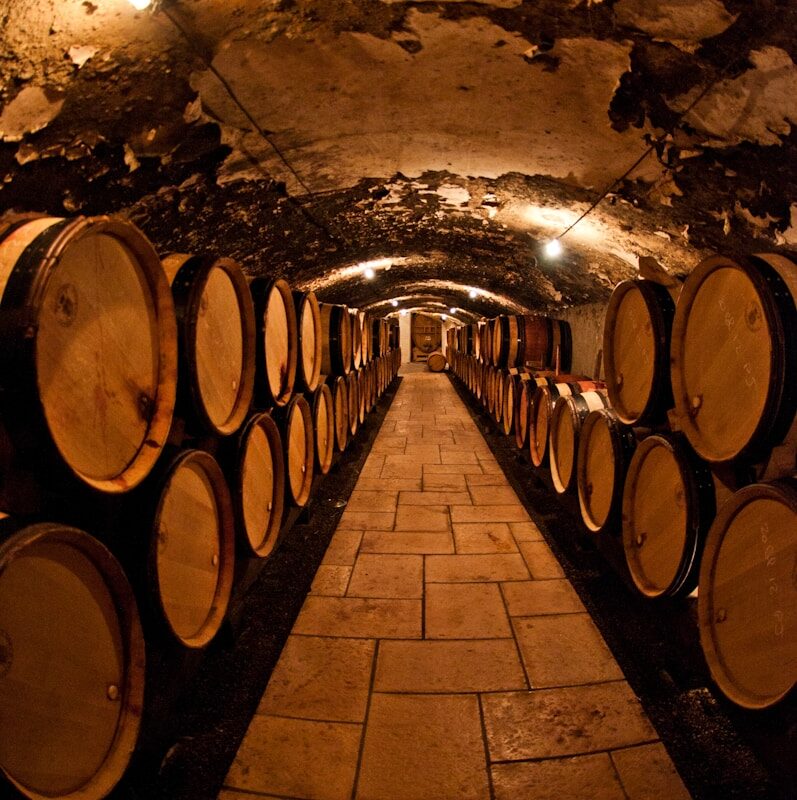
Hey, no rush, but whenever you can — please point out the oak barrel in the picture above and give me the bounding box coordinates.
[0,216,177,493]
[427,352,447,372]
[329,376,349,452]
[320,303,353,376]
[670,254,797,463]
[529,382,572,468]
[502,373,517,436]
[356,368,367,424]
[0,522,145,800]
[151,449,235,648]
[162,253,255,436]
[283,395,314,507]
[312,384,335,475]
[251,277,298,408]
[514,378,532,450]
[233,412,285,558]
[622,434,715,599]
[346,371,359,437]
[576,408,637,533]
[549,391,609,494]
[698,479,796,709]
[351,311,363,371]
[293,290,323,393]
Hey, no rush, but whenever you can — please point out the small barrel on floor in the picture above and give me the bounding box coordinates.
[427,352,447,372]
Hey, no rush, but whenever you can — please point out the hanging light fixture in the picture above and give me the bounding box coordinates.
[544,238,563,258]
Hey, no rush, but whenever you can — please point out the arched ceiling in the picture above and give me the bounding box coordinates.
[1,0,795,316]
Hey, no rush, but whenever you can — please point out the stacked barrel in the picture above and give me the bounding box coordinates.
[450,255,796,712]
[0,215,401,800]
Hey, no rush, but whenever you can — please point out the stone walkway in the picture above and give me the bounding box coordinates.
[220,370,691,800]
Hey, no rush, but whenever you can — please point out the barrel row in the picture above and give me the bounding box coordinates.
[447,315,573,373]
[0,215,399,500]
[449,300,795,714]
[0,214,403,800]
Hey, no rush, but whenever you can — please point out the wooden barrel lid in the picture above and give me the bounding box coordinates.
[163,254,255,436]
[259,278,298,407]
[346,371,359,437]
[604,280,672,425]
[237,412,285,558]
[515,381,530,449]
[503,375,515,435]
[550,392,607,493]
[698,480,796,709]
[529,386,552,467]
[0,523,144,799]
[427,352,446,372]
[330,376,348,452]
[356,369,367,424]
[0,216,177,493]
[670,255,793,462]
[622,434,709,599]
[577,408,636,533]
[312,384,335,475]
[153,450,234,648]
[285,395,314,507]
[295,291,322,393]
[351,312,363,370]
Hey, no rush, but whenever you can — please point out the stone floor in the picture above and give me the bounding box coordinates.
[219,369,692,800]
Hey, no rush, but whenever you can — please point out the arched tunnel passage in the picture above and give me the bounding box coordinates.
[0,1,795,799]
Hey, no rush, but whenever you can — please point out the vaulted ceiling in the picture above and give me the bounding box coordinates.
[1,0,795,319]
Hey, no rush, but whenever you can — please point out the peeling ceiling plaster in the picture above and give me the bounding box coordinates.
[615,0,737,46]
[194,10,659,192]
[0,86,65,142]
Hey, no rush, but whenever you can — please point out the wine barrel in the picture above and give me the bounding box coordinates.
[150,449,235,647]
[550,319,573,373]
[312,384,335,475]
[529,381,574,468]
[356,368,367,424]
[346,371,359,437]
[283,395,314,507]
[514,378,532,449]
[0,216,177,493]
[232,412,285,558]
[622,434,716,599]
[576,408,637,533]
[474,323,483,362]
[493,369,505,425]
[293,290,323,393]
[351,312,362,371]
[162,253,255,436]
[0,521,145,800]
[671,253,797,463]
[251,277,298,408]
[428,352,447,372]
[358,312,371,365]
[549,391,609,494]
[603,280,674,425]
[502,373,518,436]
[320,303,352,377]
[329,376,348,452]
[698,479,796,709]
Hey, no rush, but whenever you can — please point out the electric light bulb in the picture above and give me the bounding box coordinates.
[449,307,456,314]
[128,0,152,9]
[363,267,375,280]
[441,314,447,320]
[468,289,477,299]
[391,299,398,307]
[400,309,407,316]
[544,238,563,258]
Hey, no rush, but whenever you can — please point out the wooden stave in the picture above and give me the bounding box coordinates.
[549,391,610,494]
[576,408,638,534]
[603,279,675,426]
[328,375,349,452]
[163,253,256,437]
[670,254,797,464]
[281,395,315,507]
[311,384,335,475]
[346,371,359,437]
[251,277,298,408]
[292,290,323,393]
[232,411,286,559]
[698,478,797,709]
[320,304,352,377]
[149,449,236,649]
[0,520,145,800]
[0,216,178,495]
[622,433,716,600]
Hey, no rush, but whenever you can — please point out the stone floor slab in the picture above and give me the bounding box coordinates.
[451,505,530,523]
[311,565,352,596]
[425,582,513,638]
[346,490,398,513]
[611,742,692,800]
[426,553,529,582]
[337,511,395,531]
[294,596,423,639]
[423,472,468,491]
[394,504,451,531]
[356,693,490,800]
[360,531,455,554]
[322,531,363,566]
[482,682,658,760]
[257,635,375,722]
[347,553,424,598]
[399,490,471,506]
[453,522,518,553]
[518,540,566,578]
[501,579,585,616]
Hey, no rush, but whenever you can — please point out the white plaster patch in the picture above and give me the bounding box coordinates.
[194,12,656,192]
[0,86,65,142]
[776,203,797,246]
[670,47,797,147]
[435,183,471,206]
[68,45,98,68]
[614,0,736,43]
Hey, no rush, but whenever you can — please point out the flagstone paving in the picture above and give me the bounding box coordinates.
[220,370,691,800]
